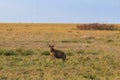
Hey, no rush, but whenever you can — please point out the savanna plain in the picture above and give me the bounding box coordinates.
[0,23,120,80]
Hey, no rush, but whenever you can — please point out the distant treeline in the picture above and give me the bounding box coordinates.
[77,23,120,30]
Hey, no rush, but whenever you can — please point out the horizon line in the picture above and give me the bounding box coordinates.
[0,22,120,24]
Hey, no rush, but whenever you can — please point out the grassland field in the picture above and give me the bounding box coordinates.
[0,23,120,80]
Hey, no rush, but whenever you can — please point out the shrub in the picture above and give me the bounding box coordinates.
[77,23,119,30]
[41,51,50,56]
[3,50,18,56]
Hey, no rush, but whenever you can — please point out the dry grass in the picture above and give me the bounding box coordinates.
[0,23,120,80]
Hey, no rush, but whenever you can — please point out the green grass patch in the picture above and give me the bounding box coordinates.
[66,51,74,56]
[61,40,81,43]
[77,49,100,55]
[0,49,6,55]
[15,48,23,53]
[83,74,100,80]
[0,49,18,56]
[3,50,18,56]
[77,49,85,54]
[0,49,34,56]
[41,51,50,56]
[21,49,33,56]
[86,50,99,55]
[61,40,71,43]
[106,39,114,43]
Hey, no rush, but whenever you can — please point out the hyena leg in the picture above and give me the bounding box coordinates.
[51,55,56,59]
[62,54,66,61]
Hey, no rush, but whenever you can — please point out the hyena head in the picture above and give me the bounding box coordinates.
[48,45,54,52]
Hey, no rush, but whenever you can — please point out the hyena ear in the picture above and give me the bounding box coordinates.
[47,44,51,47]
[52,45,54,48]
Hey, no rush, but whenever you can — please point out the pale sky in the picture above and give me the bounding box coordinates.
[0,0,120,23]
